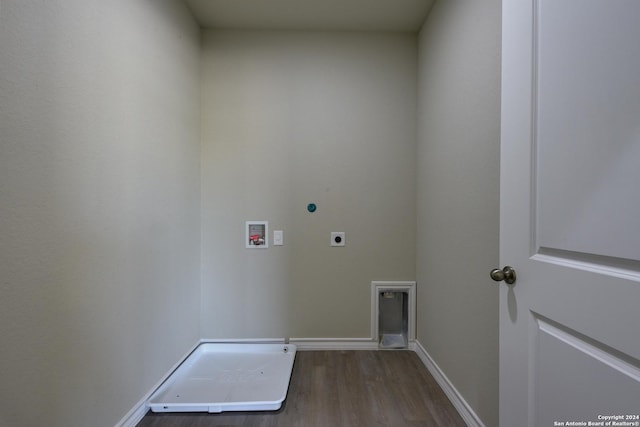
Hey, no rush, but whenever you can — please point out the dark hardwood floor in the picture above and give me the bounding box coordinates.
[137,350,467,427]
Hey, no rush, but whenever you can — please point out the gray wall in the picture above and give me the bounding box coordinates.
[200,30,417,339]
[416,1,501,426]
[0,1,201,426]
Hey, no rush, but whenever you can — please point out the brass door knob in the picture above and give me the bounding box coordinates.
[490,266,516,285]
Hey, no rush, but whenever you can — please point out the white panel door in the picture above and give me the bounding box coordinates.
[500,1,640,426]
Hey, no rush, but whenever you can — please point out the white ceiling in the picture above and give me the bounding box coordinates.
[185,0,434,32]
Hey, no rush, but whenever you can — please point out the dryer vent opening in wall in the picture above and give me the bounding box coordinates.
[371,281,416,350]
[379,291,409,348]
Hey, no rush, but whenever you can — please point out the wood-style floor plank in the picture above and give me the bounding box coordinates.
[137,350,467,427]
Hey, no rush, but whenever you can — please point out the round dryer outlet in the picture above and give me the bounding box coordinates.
[330,232,345,247]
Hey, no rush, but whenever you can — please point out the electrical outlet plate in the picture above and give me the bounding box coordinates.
[330,232,345,247]
[273,230,284,246]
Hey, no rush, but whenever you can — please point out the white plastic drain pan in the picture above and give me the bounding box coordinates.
[148,343,297,413]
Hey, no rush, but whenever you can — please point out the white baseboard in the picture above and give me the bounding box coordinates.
[115,401,148,427]
[289,337,379,350]
[413,340,485,427]
[199,337,286,344]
